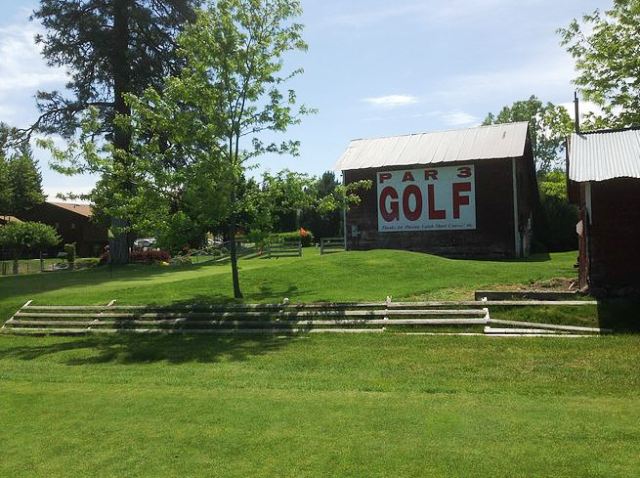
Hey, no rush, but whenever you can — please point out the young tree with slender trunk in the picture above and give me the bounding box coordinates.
[122,0,311,299]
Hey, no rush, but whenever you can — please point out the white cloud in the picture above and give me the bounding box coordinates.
[0,23,67,94]
[43,185,94,203]
[363,94,419,108]
[0,21,68,125]
[558,100,605,123]
[432,51,576,104]
[441,111,480,127]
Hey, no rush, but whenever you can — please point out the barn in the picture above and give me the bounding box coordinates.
[567,128,640,295]
[335,122,539,258]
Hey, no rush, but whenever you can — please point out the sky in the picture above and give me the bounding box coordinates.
[0,0,610,200]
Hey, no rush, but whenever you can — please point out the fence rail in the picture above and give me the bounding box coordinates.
[267,241,302,258]
[320,237,345,255]
[2,299,605,336]
[1,259,53,276]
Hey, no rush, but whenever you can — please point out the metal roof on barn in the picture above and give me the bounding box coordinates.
[568,129,640,182]
[335,122,529,171]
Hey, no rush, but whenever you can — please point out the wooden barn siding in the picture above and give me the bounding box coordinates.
[515,144,540,255]
[344,158,521,258]
[587,178,640,290]
[18,204,108,257]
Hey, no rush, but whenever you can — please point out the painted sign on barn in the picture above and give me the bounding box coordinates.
[377,165,476,232]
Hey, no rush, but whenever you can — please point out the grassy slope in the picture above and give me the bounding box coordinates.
[0,249,579,321]
[1,334,639,477]
[1,250,638,476]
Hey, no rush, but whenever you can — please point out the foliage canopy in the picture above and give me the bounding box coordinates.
[559,0,640,128]
[483,96,573,173]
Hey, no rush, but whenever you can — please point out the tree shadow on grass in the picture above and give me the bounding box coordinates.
[597,299,640,333]
[0,286,310,366]
[0,333,299,366]
[0,261,230,300]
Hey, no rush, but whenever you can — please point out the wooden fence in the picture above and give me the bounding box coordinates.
[267,241,302,258]
[320,237,345,255]
[1,299,604,336]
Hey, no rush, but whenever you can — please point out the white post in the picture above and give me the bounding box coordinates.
[342,171,347,251]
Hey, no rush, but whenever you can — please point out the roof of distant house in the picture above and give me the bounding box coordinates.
[569,128,640,182]
[334,122,530,171]
[50,202,93,217]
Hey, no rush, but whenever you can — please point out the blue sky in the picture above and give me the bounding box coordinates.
[0,0,609,199]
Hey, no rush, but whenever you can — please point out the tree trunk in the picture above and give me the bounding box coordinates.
[228,218,243,299]
[109,0,133,265]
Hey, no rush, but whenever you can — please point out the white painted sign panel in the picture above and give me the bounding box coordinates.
[376,165,476,232]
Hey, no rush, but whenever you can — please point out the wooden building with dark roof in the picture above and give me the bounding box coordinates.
[567,128,640,295]
[17,202,108,257]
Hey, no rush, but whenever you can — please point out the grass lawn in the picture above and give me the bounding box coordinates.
[1,249,638,476]
[0,248,580,321]
[1,334,639,477]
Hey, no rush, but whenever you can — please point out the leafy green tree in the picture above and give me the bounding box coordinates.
[300,171,340,238]
[121,0,311,298]
[559,1,640,128]
[317,180,372,217]
[537,171,578,252]
[0,221,60,274]
[260,170,315,232]
[483,96,574,173]
[31,0,199,263]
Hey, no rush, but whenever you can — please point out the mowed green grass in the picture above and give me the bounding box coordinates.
[1,249,638,476]
[1,334,639,477]
[0,248,579,321]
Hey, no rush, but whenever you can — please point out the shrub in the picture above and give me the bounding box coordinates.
[537,171,579,252]
[269,229,314,247]
[64,243,76,264]
[0,221,61,274]
[130,250,171,264]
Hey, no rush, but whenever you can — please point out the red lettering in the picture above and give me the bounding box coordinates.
[379,173,393,184]
[402,185,423,221]
[379,187,399,222]
[427,184,446,220]
[424,169,439,180]
[452,182,471,219]
[402,171,415,182]
[457,167,472,178]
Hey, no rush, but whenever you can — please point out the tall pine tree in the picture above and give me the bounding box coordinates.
[29,0,198,263]
[8,146,45,215]
[0,127,13,216]
[1,124,44,216]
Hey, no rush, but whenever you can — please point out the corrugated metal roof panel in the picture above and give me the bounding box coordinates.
[569,129,640,182]
[335,122,529,171]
